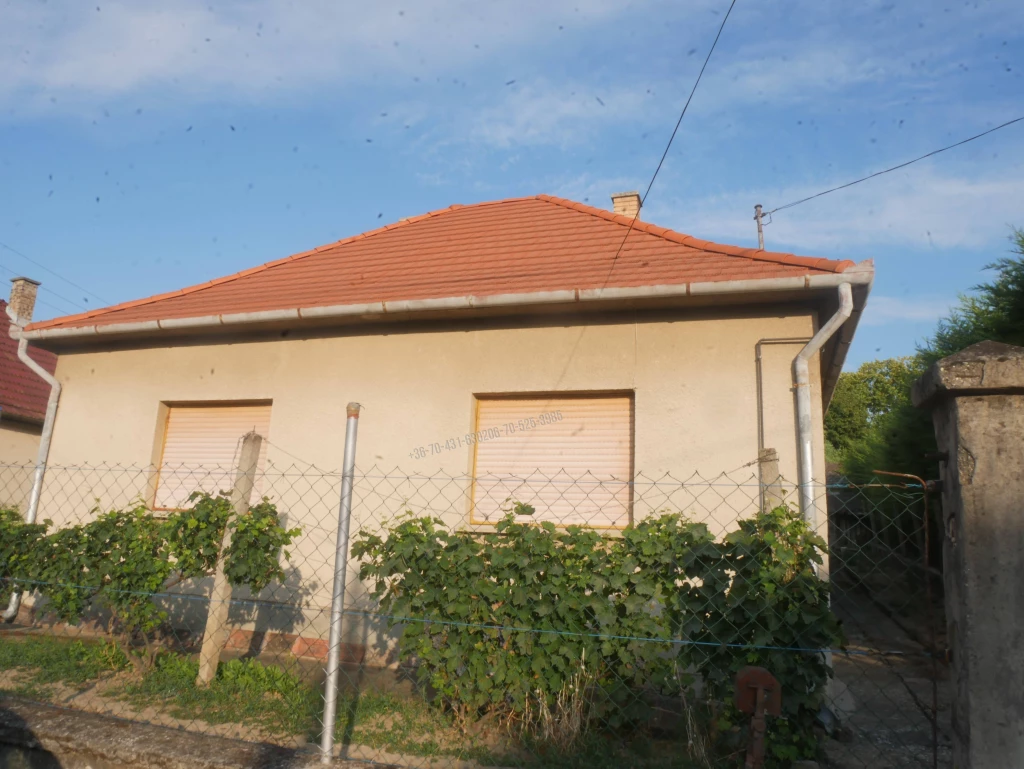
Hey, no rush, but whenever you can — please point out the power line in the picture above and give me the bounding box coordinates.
[0,239,109,306]
[0,260,88,313]
[766,115,1024,216]
[609,0,739,266]
[34,297,78,317]
[549,0,739,394]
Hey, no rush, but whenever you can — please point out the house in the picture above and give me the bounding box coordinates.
[0,281,57,468]
[14,192,871,656]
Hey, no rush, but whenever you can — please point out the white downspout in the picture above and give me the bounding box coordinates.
[793,282,853,526]
[3,307,61,621]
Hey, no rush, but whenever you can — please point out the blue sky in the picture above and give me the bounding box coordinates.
[1,0,1021,368]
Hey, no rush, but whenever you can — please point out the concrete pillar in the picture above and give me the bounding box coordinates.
[911,341,1024,769]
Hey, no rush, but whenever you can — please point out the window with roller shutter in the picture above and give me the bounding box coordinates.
[154,402,272,510]
[470,393,633,528]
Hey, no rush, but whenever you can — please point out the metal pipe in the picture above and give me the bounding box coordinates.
[20,266,874,343]
[793,283,853,525]
[320,402,362,764]
[755,338,810,453]
[3,307,62,621]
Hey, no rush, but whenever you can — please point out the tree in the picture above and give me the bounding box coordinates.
[925,228,1024,361]
[837,229,1024,481]
[824,357,915,461]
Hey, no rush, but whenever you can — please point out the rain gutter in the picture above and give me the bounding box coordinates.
[20,266,874,344]
[3,306,61,622]
[793,283,854,525]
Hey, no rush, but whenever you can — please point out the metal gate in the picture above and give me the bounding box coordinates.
[824,472,949,769]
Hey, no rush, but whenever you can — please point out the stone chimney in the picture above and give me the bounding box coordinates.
[610,191,641,220]
[8,277,40,323]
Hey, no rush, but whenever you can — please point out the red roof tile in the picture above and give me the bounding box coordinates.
[28,195,855,333]
[0,300,58,423]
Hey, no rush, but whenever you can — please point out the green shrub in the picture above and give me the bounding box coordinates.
[353,514,669,726]
[699,507,841,766]
[353,506,842,765]
[0,494,300,670]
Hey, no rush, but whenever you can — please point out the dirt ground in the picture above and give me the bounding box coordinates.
[824,591,952,769]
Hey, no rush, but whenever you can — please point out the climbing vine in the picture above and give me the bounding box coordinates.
[352,505,842,765]
[0,493,300,671]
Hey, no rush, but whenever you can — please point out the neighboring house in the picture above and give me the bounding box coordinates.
[0,287,57,467]
[16,193,872,654]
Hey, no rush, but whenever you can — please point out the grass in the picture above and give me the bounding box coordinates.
[0,634,700,768]
[0,633,126,686]
[335,690,495,762]
[123,654,321,737]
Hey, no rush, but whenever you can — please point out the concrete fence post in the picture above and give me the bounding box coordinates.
[757,447,786,511]
[911,341,1024,769]
[196,431,262,686]
[320,403,362,764]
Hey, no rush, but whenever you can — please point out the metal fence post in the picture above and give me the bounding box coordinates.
[320,403,362,764]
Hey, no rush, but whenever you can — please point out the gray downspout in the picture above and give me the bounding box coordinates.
[3,307,61,622]
[793,283,853,526]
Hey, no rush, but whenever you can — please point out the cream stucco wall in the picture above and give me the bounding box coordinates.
[0,420,40,464]
[0,420,40,512]
[35,308,829,653]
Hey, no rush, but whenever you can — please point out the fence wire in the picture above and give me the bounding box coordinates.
[0,459,948,768]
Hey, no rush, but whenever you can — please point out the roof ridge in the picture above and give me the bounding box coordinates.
[31,197,542,332]
[535,194,853,274]
[27,194,853,333]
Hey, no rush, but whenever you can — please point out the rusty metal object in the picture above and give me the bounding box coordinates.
[735,666,781,769]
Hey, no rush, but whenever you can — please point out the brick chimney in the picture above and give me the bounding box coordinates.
[610,191,641,220]
[8,277,40,323]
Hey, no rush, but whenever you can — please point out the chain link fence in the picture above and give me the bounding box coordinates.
[0,450,947,768]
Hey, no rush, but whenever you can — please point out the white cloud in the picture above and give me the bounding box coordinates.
[0,0,633,114]
[450,40,895,152]
[694,44,890,114]
[468,82,651,149]
[860,295,957,326]
[648,162,1024,253]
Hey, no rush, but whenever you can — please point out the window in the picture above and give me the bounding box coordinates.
[470,393,633,528]
[154,402,272,510]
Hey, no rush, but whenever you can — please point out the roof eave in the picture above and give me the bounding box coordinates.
[820,262,874,409]
[0,407,45,427]
[19,264,874,353]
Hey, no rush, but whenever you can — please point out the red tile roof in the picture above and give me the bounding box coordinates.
[28,195,855,333]
[0,300,58,423]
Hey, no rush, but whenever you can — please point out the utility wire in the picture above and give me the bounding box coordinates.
[0,239,109,306]
[549,0,738,393]
[34,298,77,317]
[608,0,739,267]
[766,115,1024,216]
[0,260,89,313]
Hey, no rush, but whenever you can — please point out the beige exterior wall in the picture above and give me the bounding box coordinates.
[35,308,828,655]
[0,420,40,464]
[0,421,40,512]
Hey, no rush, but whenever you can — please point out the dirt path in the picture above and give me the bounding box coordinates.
[825,591,952,769]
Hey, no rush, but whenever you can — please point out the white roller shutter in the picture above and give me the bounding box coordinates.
[471,394,633,527]
[155,403,272,510]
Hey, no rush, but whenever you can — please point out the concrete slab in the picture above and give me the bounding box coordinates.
[0,696,384,769]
